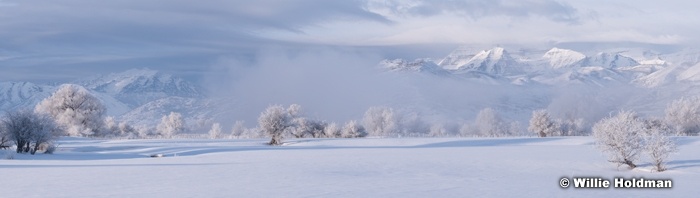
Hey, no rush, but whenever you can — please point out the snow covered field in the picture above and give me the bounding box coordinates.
[1,137,698,197]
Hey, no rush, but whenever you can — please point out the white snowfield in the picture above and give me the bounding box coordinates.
[1,137,698,197]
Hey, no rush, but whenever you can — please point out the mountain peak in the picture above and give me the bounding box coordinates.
[584,52,639,68]
[452,47,521,75]
[542,47,586,69]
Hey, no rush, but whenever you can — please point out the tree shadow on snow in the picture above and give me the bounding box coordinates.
[667,159,700,170]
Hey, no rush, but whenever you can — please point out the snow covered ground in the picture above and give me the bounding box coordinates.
[1,137,698,197]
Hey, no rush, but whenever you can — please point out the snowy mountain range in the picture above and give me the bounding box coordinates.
[381,46,700,88]
[0,68,215,130]
[4,46,700,131]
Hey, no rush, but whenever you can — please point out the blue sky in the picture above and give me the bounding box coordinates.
[0,0,697,81]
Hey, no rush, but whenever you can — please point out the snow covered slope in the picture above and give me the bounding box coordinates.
[583,52,639,68]
[79,68,203,108]
[380,59,450,76]
[0,69,206,128]
[450,47,524,75]
[0,82,52,110]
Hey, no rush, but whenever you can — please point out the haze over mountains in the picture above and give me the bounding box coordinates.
[3,45,700,131]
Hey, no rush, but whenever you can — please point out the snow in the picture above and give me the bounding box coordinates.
[542,47,586,69]
[451,47,522,75]
[584,52,639,68]
[0,82,52,110]
[437,46,482,70]
[380,59,450,76]
[0,137,697,197]
[676,62,700,82]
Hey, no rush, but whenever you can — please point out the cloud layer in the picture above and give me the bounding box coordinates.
[1,0,699,81]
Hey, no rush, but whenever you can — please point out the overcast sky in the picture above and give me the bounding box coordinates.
[1,0,698,81]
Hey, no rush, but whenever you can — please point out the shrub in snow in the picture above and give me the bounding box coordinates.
[35,84,106,137]
[592,110,645,169]
[475,108,509,137]
[528,109,560,137]
[258,105,291,145]
[231,121,246,138]
[1,110,60,154]
[209,123,222,139]
[156,112,186,138]
[44,144,58,154]
[665,97,700,135]
[642,119,677,172]
[341,120,367,138]
[363,106,399,137]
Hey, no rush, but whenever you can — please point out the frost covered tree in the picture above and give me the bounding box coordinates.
[258,105,291,145]
[287,104,302,118]
[103,116,119,136]
[341,120,367,138]
[665,97,700,135]
[118,122,137,138]
[2,110,60,154]
[429,123,448,137]
[592,111,645,169]
[209,123,222,139]
[559,118,586,136]
[289,117,311,138]
[528,109,560,137]
[475,108,508,137]
[459,123,473,137]
[230,121,246,138]
[135,125,153,138]
[324,122,341,138]
[642,119,677,172]
[156,112,185,138]
[363,106,399,137]
[35,84,106,137]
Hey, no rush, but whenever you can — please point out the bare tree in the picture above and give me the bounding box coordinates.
[258,105,291,145]
[592,110,645,169]
[0,123,10,149]
[2,110,60,154]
